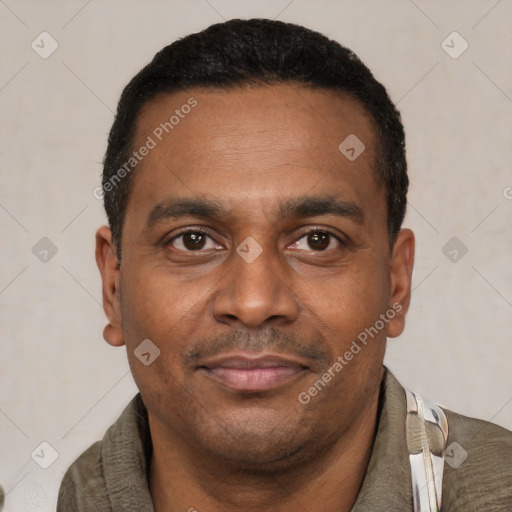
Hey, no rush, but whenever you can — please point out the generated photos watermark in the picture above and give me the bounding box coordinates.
[93,97,198,200]
[298,302,402,404]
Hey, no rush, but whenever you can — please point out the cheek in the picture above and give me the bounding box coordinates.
[304,254,391,363]
[118,269,211,434]
[120,265,202,340]
[118,268,200,390]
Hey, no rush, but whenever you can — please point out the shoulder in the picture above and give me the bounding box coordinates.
[441,407,512,510]
[57,440,111,512]
[384,369,512,509]
[57,394,148,512]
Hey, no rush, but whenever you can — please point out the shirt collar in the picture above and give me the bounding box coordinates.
[351,368,413,511]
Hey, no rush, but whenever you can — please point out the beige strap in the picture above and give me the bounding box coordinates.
[405,389,449,512]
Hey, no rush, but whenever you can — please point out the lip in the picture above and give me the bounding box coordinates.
[197,352,309,393]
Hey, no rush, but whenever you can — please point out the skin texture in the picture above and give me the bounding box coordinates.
[96,84,415,512]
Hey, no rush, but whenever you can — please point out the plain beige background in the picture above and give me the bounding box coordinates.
[1,1,511,510]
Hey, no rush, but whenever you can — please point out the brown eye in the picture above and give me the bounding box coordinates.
[168,230,223,252]
[182,232,206,250]
[307,232,330,250]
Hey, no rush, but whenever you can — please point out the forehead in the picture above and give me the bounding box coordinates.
[125,84,383,227]
[137,84,376,165]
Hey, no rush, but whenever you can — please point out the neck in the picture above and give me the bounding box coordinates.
[149,391,380,512]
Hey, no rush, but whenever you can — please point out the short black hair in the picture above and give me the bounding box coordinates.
[102,18,408,261]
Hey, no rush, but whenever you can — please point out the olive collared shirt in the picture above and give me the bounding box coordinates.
[58,369,512,511]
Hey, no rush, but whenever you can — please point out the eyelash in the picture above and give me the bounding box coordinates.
[165,226,345,251]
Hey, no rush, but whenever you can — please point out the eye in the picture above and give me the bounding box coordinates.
[289,230,343,252]
[168,229,223,252]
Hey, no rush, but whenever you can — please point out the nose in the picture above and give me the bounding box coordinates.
[212,243,299,329]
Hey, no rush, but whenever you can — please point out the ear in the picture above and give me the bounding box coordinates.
[387,228,415,338]
[95,226,125,347]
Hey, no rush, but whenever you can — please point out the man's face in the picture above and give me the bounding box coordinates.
[97,84,413,468]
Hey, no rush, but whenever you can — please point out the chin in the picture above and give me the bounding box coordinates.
[189,409,327,472]
[202,436,309,472]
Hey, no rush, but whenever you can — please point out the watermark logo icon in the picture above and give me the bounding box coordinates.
[134,339,161,366]
[31,441,59,469]
[32,237,58,263]
[236,236,263,263]
[338,134,366,161]
[31,32,59,59]
[441,31,469,59]
[444,441,468,469]
[442,236,468,263]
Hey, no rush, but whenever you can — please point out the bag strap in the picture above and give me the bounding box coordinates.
[405,389,449,512]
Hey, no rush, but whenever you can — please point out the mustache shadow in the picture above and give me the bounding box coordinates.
[182,326,332,368]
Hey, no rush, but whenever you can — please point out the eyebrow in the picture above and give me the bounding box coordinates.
[278,195,364,224]
[146,198,225,228]
[145,194,364,229]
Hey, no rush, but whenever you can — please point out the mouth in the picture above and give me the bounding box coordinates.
[197,352,309,393]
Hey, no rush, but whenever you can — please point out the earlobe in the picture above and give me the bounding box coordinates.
[387,229,415,338]
[95,226,125,347]
[103,322,124,347]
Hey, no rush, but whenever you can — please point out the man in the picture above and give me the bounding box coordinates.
[58,18,512,511]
